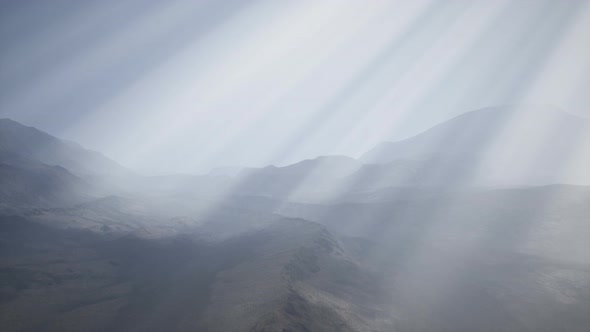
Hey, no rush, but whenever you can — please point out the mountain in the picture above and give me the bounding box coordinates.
[3,182,590,331]
[223,105,590,200]
[2,114,590,331]
[0,210,391,331]
[0,119,233,201]
[0,161,90,210]
[233,155,363,201]
[0,118,130,178]
[208,166,243,177]
[0,118,131,208]
[269,185,590,262]
[360,105,590,186]
[227,184,590,331]
[238,155,362,181]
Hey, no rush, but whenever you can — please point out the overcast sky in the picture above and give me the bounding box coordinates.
[1,0,589,173]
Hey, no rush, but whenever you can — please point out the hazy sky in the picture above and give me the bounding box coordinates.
[1,0,589,173]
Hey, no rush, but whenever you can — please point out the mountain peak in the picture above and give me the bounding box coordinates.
[0,118,130,178]
[0,118,22,124]
[360,105,590,186]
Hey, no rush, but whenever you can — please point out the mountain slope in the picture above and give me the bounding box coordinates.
[0,118,129,178]
[360,105,590,186]
[0,161,90,210]
[225,105,590,198]
[0,212,391,332]
[233,156,363,200]
[232,185,590,331]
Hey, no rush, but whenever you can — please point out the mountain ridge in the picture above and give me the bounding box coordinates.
[360,105,590,186]
[0,118,131,178]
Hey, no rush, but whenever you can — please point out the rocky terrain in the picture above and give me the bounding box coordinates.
[1,107,590,331]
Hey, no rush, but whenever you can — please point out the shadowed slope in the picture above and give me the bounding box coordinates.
[0,118,130,178]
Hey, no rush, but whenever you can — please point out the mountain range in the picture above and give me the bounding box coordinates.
[1,106,590,331]
[226,106,590,202]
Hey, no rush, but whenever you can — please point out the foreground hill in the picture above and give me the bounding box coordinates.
[225,185,590,331]
[264,185,590,263]
[0,212,390,331]
[3,184,590,331]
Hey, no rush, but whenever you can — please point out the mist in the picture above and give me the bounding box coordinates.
[1,1,590,331]
[1,0,589,173]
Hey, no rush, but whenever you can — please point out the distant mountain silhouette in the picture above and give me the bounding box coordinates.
[0,118,134,208]
[233,156,363,200]
[238,155,361,180]
[208,166,244,177]
[4,104,588,206]
[360,105,590,186]
[0,118,130,178]
[221,106,590,200]
[0,160,90,209]
[0,119,234,201]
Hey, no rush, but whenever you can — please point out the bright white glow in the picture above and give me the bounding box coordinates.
[0,0,588,173]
